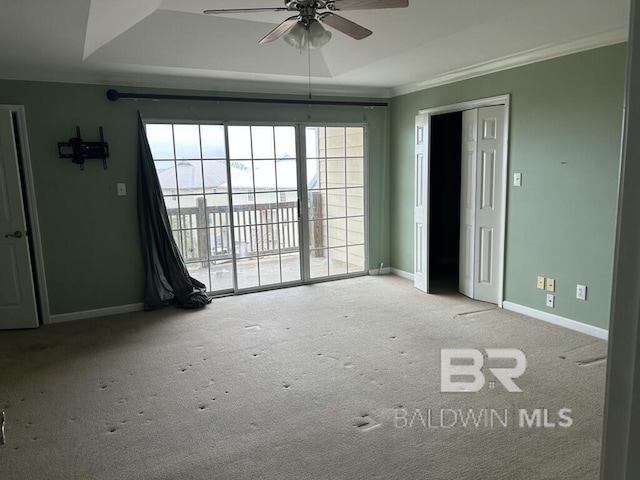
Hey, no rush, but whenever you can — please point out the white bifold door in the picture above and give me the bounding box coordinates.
[0,108,38,329]
[459,106,505,304]
[415,104,506,304]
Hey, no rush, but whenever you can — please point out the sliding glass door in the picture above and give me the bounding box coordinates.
[145,122,366,296]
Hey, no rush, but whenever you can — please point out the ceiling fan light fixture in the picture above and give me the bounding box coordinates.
[308,19,331,49]
[283,19,331,50]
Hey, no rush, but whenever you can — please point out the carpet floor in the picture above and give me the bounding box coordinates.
[0,276,607,479]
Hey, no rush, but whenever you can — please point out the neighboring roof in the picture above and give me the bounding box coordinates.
[157,158,298,192]
[157,161,227,191]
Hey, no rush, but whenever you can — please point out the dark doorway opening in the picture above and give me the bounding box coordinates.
[429,111,462,293]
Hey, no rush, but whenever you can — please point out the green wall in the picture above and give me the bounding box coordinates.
[0,81,390,315]
[390,44,627,329]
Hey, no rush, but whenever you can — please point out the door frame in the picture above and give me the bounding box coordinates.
[1,105,50,324]
[415,94,510,306]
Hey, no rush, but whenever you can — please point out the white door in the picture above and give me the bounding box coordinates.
[0,108,38,329]
[414,114,429,292]
[473,105,505,304]
[459,109,478,297]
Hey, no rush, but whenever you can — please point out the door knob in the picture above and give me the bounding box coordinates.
[4,231,22,239]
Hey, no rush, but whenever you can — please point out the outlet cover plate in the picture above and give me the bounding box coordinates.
[546,294,555,308]
[576,285,587,301]
[546,278,555,292]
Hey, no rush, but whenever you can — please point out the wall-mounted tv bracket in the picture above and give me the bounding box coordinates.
[58,126,109,170]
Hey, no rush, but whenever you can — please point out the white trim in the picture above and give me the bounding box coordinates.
[49,303,145,324]
[391,268,414,281]
[393,29,628,97]
[1,105,51,325]
[416,95,509,305]
[369,267,391,275]
[503,301,608,340]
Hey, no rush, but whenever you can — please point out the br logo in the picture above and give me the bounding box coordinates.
[440,349,527,393]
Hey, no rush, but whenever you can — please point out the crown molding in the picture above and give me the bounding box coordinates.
[391,29,628,97]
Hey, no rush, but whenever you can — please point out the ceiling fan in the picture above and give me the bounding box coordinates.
[203,0,409,50]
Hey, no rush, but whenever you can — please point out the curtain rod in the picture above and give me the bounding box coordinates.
[106,89,388,108]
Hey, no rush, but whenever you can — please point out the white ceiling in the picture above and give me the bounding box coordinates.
[0,0,630,97]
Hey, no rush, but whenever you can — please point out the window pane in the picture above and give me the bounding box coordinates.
[328,248,348,275]
[347,217,364,245]
[328,218,347,248]
[275,126,296,159]
[326,158,346,188]
[258,255,281,286]
[348,245,366,273]
[346,157,364,187]
[206,194,230,227]
[281,252,301,283]
[201,125,226,159]
[277,158,298,191]
[177,161,204,194]
[237,257,259,289]
[230,161,253,192]
[251,126,275,159]
[309,219,327,249]
[347,188,364,217]
[277,198,297,222]
[310,249,328,278]
[146,124,174,159]
[229,126,252,159]
[278,221,299,250]
[306,127,321,159]
[325,127,346,157]
[326,189,346,219]
[307,157,323,189]
[203,160,228,192]
[308,190,325,220]
[254,160,277,191]
[156,161,177,193]
[210,227,231,257]
[210,259,233,292]
[174,124,201,160]
[346,127,364,157]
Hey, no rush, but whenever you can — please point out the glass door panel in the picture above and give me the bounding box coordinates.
[305,126,366,280]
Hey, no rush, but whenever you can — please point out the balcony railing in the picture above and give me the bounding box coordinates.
[167,200,301,263]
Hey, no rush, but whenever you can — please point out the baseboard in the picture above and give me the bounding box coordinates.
[391,268,414,281]
[48,303,145,324]
[502,301,608,340]
[369,267,391,275]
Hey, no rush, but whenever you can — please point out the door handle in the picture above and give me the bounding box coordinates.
[4,231,22,239]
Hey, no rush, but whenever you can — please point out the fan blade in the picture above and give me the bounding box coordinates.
[327,0,408,10]
[204,7,290,14]
[318,12,372,40]
[258,16,300,44]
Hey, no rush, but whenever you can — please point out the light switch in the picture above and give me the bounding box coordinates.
[576,285,587,301]
[514,173,522,187]
[117,183,126,196]
[537,276,545,289]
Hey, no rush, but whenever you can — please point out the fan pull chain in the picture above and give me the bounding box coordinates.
[307,45,312,100]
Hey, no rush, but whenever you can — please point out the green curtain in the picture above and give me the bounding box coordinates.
[137,113,211,310]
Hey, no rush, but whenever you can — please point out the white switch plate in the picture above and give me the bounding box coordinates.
[117,183,126,196]
[514,173,522,187]
[546,294,555,308]
[576,284,587,301]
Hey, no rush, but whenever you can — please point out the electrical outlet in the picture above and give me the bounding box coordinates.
[576,284,587,301]
[546,294,555,308]
[546,278,555,292]
[537,276,545,289]
[117,183,127,196]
